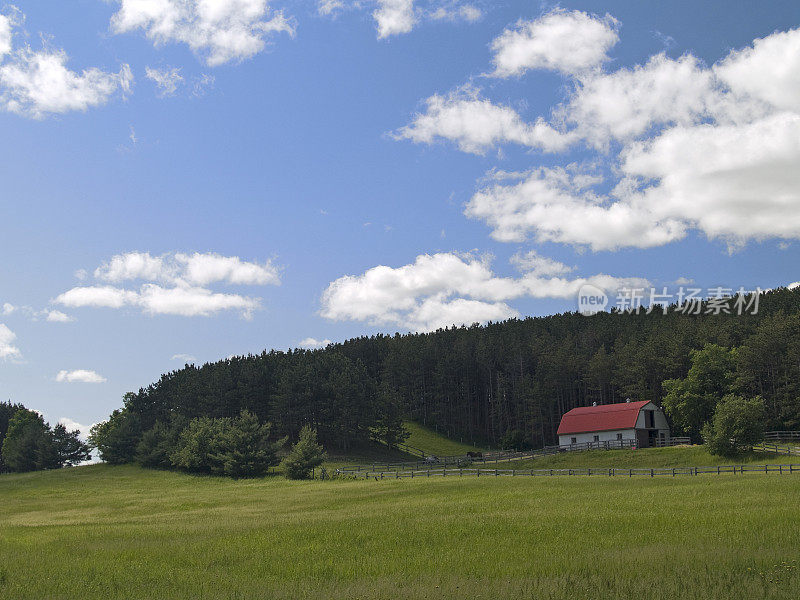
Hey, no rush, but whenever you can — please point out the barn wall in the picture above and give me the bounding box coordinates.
[558,429,636,446]
[635,402,671,434]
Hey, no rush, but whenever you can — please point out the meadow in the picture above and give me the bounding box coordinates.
[1,463,799,600]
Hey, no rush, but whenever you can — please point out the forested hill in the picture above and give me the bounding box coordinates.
[114,287,800,452]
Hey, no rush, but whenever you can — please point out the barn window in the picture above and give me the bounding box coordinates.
[645,410,655,428]
[616,433,623,440]
[571,437,577,444]
[593,435,599,442]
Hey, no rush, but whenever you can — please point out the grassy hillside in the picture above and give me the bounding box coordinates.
[489,445,800,470]
[403,421,485,456]
[2,465,800,599]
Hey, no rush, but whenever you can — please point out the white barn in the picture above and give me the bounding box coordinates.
[557,400,671,448]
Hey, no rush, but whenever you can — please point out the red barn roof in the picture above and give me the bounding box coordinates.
[557,401,651,435]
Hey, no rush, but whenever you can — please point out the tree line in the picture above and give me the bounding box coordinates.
[0,402,90,473]
[75,286,800,471]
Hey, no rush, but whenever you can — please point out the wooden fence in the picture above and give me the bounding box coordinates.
[753,442,800,456]
[337,463,800,480]
[764,431,800,442]
[340,437,694,473]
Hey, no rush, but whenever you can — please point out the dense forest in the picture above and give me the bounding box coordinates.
[88,287,800,466]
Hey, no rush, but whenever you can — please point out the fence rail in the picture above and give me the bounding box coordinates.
[764,431,800,442]
[337,463,800,480]
[339,437,694,473]
[753,442,800,456]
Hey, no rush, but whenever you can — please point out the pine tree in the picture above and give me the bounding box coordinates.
[281,425,326,480]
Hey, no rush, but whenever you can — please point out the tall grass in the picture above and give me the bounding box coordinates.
[403,421,485,456]
[1,464,799,599]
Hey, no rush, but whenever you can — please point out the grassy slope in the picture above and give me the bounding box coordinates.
[2,464,800,599]
[483,445,800,470]
[403,421,485,456]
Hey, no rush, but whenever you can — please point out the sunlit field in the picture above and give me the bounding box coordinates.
[2,464,799,599]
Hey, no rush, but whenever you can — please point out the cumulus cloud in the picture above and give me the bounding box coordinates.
[0,323,21,360]
[489,9,619,78]
[2,302,14,315]
[56,251,278,319]
[110,0,295,66]
[321,252,646,331]
[374,0,416,38]
[56,284,261,318]
[145,66,183,96]
[401,17,800,251]
[298,337,332,349]
[93,251,280,286]
[465,166,685,250]
[56,369,107,383]
[0,10,132,119]
[395,87,574,154]
[172,353,197,362]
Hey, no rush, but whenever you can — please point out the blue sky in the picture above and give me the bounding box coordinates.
[1,0,799,435]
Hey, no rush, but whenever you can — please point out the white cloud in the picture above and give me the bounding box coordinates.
[560,54,716,149]
[110,0,295,67]
[489,9,619,78]
[57,251,276,319]
[57,417,93,441]
[55,286,138,309]
[172,353,197,362]
[788,282,800,290]
[56,369,107,383]
[317,0,345,16]
[0,12,14,58]
[145,66,183,96]
[404,21,800,251]
[374,0,416,39]
[321,252,646,331]
[55,284,260,318]
[394,87,574,154]
[0,323,21,360]
[0,11,131,119]
[510,250,573,277]
[95,252,169,283]
[45,310,74,323]
[137,284,260,318]
[2,302,14,315]
[465,167,685,250]
[429,4,482,23]
[177,252,280,286]
[0,49,132,119]
[94,251,280,286]
[298,337,332,349]
[714,27,800,113]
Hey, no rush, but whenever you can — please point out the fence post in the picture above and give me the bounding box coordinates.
[650,469,654,478]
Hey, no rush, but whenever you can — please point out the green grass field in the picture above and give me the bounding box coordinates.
[482,445,800,471]
[403,421,485,456]
[2,463,799,599]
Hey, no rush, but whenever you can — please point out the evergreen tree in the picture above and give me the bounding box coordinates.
[281,425,326,480]
[1,410,52,472]
[212,410,285,478]
[50,424,91,467]
[371,382,409,449]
